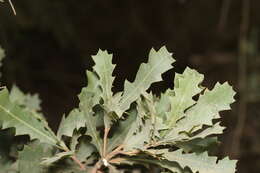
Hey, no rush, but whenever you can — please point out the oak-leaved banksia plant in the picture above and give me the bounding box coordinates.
[0,46,237,173]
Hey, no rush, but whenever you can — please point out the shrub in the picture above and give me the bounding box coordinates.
[0,46,237,173]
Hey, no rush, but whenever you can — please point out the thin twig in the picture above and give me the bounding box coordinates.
[218,0,232,31]
[62,145,86,170]
[102,127,110,157]
[91,160,102,173]
[8,0,16,15]
[71,155,86,170]
[231,0,250,158]
[105,144,124,161]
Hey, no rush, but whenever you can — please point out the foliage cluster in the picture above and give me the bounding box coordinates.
[0,46,237,173]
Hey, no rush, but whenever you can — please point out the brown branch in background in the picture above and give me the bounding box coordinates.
[231,0,250,158]
[218,0,232,31]
[8,0,16,15]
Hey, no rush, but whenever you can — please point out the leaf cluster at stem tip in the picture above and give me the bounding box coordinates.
[0,46,237,173]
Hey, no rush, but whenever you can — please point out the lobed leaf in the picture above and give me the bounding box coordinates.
[117,46,175,117]
[0,88,59,146]
[18,143,53,173]
[57,109,86,139]
[92,50,117,114]
[163,149,237,173]
[162,82,235,142]
[165,67,204,128]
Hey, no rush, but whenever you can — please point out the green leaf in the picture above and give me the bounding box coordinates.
[84,110,103,154]
[10,85,42,112]
[166,67,204,128]
[92,50,116,113]
[176,137,220,153]
[123,118,152,151]
[41,151,74,166]
[117,46,175,117]
[125,157,185,173]
[163,149,237,173]
[18,143,53,173]
[107,110,137,153]
[57,109,86,139]
[78,71,101,112]
[75,137,95,162]
[163,82,235,142]
[0,88,59,146]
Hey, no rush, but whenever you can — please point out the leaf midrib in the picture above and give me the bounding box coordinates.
[0,104,57,144]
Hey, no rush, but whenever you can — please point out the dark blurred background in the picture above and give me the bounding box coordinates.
[0,0,260,172]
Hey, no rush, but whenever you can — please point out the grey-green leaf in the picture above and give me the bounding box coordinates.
[0,88,59,146]
[117,46,175,117]
[92,50,116,113]
[57,109,86,139]
[18,143,53,173]
[163,149,237,173]
[166,67,204,128]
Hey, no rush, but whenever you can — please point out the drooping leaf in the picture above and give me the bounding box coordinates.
[163,149,237,173]
[0,88,59,146]
[117,46,175,117]
[166,67,204,128]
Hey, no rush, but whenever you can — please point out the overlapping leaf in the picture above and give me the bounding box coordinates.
[163,149,237,173]
[18,143,53,173]
[162,82,235,143]
[92,50,116,113]
[57,109,86,139]
[116,46,175,117]
[0,88,59,146]
[165,67,204,128]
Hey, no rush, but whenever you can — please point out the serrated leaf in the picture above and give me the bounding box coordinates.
[63,70,103,154]
[78,71,101,111]
[10,85,42,112]
[176,137,220,153]
[163,122,225,144]
[163,82,235,142]
[41,151,74,166]
[0,88,59,146]
[125,157,185,173]
[163,149,237,173]
[92,50,116,113]
[166,67,204,128]
[75,137,95,162]
[107,110,137,153]
[18,143,53,173]
[57,109,86,139]
[123,118,152,151]
[117,46,175,117]
[85,111,103,154]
